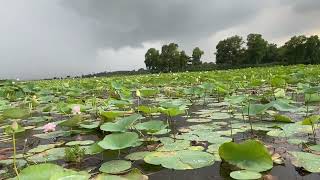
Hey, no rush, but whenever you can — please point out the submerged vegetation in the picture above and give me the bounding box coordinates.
[1,65,320,179]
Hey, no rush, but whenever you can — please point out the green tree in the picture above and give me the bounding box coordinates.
[192,47,204,65]
[144,48,160,71]
[262,43,280,63]
[245,34,268,64]
[160,43,180,72]
[282,35,307,64]
[215,35,245,65]
[179,51,189,71]
[305,35,320,64]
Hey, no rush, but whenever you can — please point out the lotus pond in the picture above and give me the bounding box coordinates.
[1,65,320,180]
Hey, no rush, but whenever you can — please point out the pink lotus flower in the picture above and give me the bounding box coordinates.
[72,105,81,115]
[43,123,56,133]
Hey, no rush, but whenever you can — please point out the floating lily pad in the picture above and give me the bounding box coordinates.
[79,121,100,129]
[66,140,94,146]
[33,130,71,139]
[95,168,147,180]
[2,108,30,119]
[28,142,64,153]
[157,139,190,152]
[230,170,262,180]
[186,118,212,123]
[100,114,142,132]
[135,120,167,133]
[219,140,273,172]
[274,114,293,123]
[11,163,90,180]
[99,160,132,174]
[289,151,320,173]
[98,132,141,150]
[309,144,320,152]
[27,148,65,163]
[144,150,215,170]
[125,151,152,161]
[211,112,230,119]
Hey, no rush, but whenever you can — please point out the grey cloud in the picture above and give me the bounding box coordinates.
[0,0,319,80]
[61,0,272,48]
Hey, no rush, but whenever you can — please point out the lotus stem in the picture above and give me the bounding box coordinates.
[12,133,20,180]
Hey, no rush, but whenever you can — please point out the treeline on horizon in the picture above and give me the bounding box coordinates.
[144,34,320,72]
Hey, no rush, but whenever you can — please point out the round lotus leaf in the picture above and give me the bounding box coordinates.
[230,170,262,180]
[219,140,273,172]
[13,163,64,180]
[98,132,141,150]
[309,144,320,152]
[186,118,212,123]
[273,114,293,123]
[134,120,167,133]
[289,151,320,173]
[28,142,64,153]
[99,160,132,174]
[157,139,190,152]
[79,121,100,129]
[211,112,230,119]
[12,163,90,180]
[27,148,65,163]
[66,140,94,146]
[125,151,152,161]
[95,168,147,180]
[287,138,308,145]
[2,108,30,119]
[144,150,215,170]
[100,114,142,132]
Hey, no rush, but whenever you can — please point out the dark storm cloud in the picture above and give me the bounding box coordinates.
[291,0,320,14]
[0,0,319,80]
[61,0,268,48]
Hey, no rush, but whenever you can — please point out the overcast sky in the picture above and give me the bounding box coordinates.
[0,0,319,80]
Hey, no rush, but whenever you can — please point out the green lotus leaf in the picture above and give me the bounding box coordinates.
[242,104,271,116]
[100,111,125,121]
[274,114,293,123]
[83,142,105,155]
[211,112,230,119]
[125,151,152,161]
[219,140,273,172]
[301,115,320,125]
[270,99,298,112]
[157,139,190,152]
[309,144,320,152]
[59,115,83,127]
[134,120,167,133]
[66,140,94,146]
[11,163,64,180]
[159,107,185,117]
[138,88,159,97]
[98,132,141,150]
[27,148,65,163]
[95,168,147,180]
[225,95,246,105]
[33,130,71,139]
[79,121,100,129]
[11,163,90,180]
[230,170,262,180]
[137,105,159,115]
[305,93,320,103]
[144,150,215,170]
[289,151,320,173]
[287,138,308,145]
[99,160,131,174]
[2,108,30,119]
[100,114,142,132]
[28,142,64,153]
